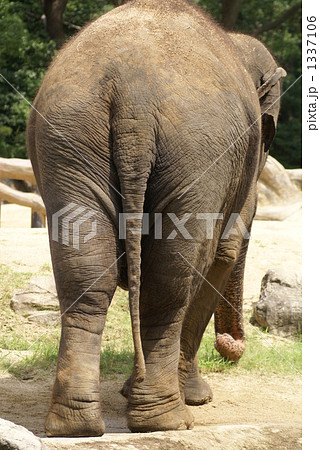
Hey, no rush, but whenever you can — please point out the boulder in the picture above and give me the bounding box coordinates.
[10,276,59,320]
[29,276,56,294]
[256,156,301,221]
[0,349,33,365]
[286,168,302,190]
[0,418,48,450]
[41,424,302,450]
[252,269,302,337]
[27,311,60,326]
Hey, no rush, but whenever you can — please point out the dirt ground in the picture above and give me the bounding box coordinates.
[0,372,301,448]
[0,204,302,448]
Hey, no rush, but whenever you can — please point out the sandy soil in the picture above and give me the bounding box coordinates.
[0,204,302,448]
[0,205,51,272]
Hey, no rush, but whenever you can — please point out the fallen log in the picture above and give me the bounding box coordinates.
[0,182,45,215]
[0,157,36,184]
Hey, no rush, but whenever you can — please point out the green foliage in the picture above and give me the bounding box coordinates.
[0,0,56,158]
[238,0,302,168]
[63,0,116,30]
[1,0,301,167]
[0,0,119,159]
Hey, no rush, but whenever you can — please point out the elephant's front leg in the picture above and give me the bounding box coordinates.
[178,256,235,406]
[180,192,256,399]
[182,354,213,405]
[45,218,119,437]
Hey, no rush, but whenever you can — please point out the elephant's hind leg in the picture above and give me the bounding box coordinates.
[45,211,120,437]
[127,247,195,432]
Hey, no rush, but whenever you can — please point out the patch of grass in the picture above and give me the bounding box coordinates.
[0,273,134,379]
[0,336,59,379]
[0,332,31,351]
[0,264,58,378]
[39,262,52,274]
[100,288,134,377]
[0,264,33,305]
[236,328,302,374]
[0,264,33,327]
[100,349,133,376]
[1,334,133,380]
[198,320,302,375]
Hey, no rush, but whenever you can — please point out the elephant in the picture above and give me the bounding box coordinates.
[27,0,286,436]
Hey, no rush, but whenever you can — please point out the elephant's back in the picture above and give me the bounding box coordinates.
[36,0,255,110]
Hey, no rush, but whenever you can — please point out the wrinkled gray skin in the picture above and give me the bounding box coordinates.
[27,0,285,436]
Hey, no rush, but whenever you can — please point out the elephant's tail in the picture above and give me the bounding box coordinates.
[120,191,147,383]
[113,125,155,384]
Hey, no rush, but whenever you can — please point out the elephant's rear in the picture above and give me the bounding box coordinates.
[27,0,261,399]
[25,0,274,437]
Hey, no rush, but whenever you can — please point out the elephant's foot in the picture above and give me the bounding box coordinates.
[120,376,131,398]
[184,373,213,406]
[45,401,105,437]
[127,379,194,432]
[122,373,212,406]
[128,400,194,432]
[214,333,245,362]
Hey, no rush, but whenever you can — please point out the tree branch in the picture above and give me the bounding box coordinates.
[253,2,302,36]
[23,8,81,31]
[62,19,81,31]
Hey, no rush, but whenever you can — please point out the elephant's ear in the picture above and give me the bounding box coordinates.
[258,67,287,152]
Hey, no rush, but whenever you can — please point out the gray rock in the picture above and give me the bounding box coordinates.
[10,276,58,317]
[252,269,302,337]
[0,349,33,365]
[256,156,301,221]
[287,168,302,190]
[0,418,48,450]
[42,424,302,450]
[27,311,60,326]
[29,276,57,295]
